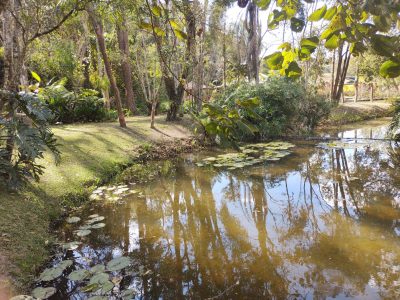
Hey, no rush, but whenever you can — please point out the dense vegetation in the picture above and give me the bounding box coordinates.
[0,1,397,183]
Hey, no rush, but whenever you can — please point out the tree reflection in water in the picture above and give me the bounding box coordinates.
[49,123,400,299]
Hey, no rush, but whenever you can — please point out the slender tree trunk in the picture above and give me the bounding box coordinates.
[332,44,351,104]
[117,17,136,114]
[369,82,374,102]
[354,61,359,102]
[88,8,126,128]
[246,1,260,83]
[150,101,156,129]
[330,49,336,101]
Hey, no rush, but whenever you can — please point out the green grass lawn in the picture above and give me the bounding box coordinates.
[0,116,192,293]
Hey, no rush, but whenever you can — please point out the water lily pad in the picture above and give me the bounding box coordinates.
[89,272,109,285]
[81,283,100,292]
[66,216,81,224]
[75,229,91,237]
[68,269,90,281]
[100,280,114,293]
[61,241,81,250]
[58,260,73,269]
[121,289,135,300]
[88,296,108,300]
[38,267,63,282]
[106,256,132,272]
[32,287,57,299]
[88,214,100,218]
[79,225,92,230]
[91,222,106,229]
[90,264,106,273]
[10,296,34,300]
[86,216,105,224]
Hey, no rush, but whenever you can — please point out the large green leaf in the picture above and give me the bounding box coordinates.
[264,52,284,70]
[380,60,400,78]
[325,34,340,49]
[308,5,327,22]
[371,35,396,57]
[285,61,302,79]
[257,0,271,10]
[174,29,187,40]
[290,17,305,32]
[324,7,337,20]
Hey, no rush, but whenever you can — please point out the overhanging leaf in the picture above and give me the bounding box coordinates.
[264,52,284,70]
[308,5,327,22]
[380,60,400,78]
[174,29,187,40]
[290,17,305,32]
[325,34,340,49]
[285,61,302,79]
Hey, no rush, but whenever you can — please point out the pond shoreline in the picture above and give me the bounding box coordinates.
[320,100,394,128]
[1,111,396,297]
[0,116,198,297]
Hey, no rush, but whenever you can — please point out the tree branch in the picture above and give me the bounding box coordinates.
[28,7,76,43]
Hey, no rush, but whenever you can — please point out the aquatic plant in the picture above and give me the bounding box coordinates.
[197,141,295,170]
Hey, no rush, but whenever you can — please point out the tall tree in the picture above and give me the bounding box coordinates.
[117,14,137,114]
[87,5,127,128]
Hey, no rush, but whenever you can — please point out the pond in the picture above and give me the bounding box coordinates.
[35,118,400,299]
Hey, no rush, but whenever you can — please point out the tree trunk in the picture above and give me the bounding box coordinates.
[246,1,260,83]
[332,43,351,104]
[370,83,374,102]
[354,61,359,102]
[88,7,126,128]
[117,17,136,115]
[150,101,156,129]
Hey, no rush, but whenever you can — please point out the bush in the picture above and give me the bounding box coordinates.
[39,80,117,124]
[389,99,400,140]
[213,78,331,140]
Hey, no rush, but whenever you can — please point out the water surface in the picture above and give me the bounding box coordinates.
[41,118,400,299]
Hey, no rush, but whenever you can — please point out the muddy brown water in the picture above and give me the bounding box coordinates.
[37,118,400,299]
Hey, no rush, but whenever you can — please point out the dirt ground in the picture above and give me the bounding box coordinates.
[324,100,394,126]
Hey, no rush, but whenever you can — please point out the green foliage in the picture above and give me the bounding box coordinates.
[389,99,400,141]
[211,78,330,141]
[39,80,117,123]
[258,0,400,79]
[0,90,60,187]
[193,97,261,147]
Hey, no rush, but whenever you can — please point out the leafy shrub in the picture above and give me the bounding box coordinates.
[389,99,400,140]
[39,80,117,124]
[0,90,59,187]
[213,78,331,140]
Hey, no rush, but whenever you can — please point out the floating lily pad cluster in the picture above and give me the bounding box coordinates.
[66,214,106,238]
[197,141,295,170]
[89,185,141,202]
[25,256,135,299]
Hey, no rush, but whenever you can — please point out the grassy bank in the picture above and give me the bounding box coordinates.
[0,116,194,297]
[323,100,394,126]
